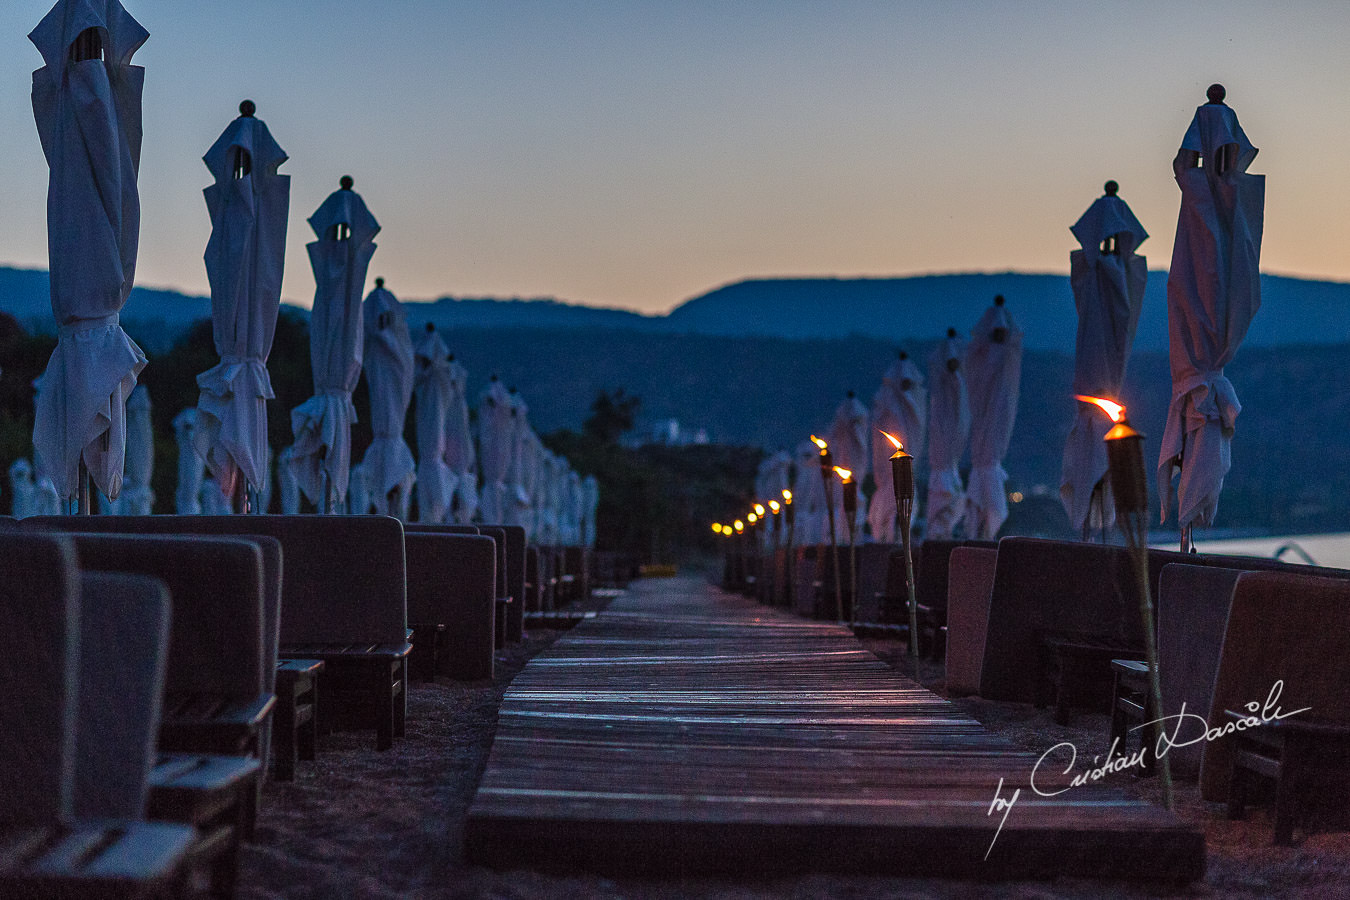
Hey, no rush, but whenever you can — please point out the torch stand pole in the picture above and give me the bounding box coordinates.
[846,521,857,628]
[1124,508,1174,810]
[784,508,796,611]
[823,483,842,622]
[899,500,919,659]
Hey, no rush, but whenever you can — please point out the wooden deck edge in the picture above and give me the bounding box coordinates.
[464,811,1205,882]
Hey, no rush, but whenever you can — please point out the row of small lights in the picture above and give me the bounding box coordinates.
[711,490,791,537]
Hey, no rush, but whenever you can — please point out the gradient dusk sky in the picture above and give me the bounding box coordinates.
[1,1,1348,313]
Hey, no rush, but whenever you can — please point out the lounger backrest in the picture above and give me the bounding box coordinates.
[1200,571,1350,801]
[25,515,408,645]
[1156,564,1243,777]
[496,525,526,604]
[479,526,509,598]
[72,571,171,819]
[0,533,79,824]
[979,537,1145,701]
[405,533,496,680]
[915,539,997,613]
[67,534,265,698]
[945,546,1000,696]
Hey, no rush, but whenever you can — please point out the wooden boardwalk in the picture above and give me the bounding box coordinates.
[466,576,1203,881]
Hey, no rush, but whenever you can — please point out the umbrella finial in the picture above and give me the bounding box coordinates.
[448,353,455,361]
[1104,180,1119,196]
[994,294,1005,307]
[239,99,256,118]
[897,349,907,360]
[1206,83,1226,105]
[946,327,957,338]
[340,175,354,190]
[425,322,435,333]
[846,389,855,399]
[490,373,499,382]
[375,277,385,289]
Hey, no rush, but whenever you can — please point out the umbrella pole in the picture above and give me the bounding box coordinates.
[76,458,90,515]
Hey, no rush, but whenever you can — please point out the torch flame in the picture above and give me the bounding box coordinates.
[753,503,766,517]
[712,523,723,534]
[768,500,781,513]
[781,488,793,504]
[833,466,853,483]
[1076,395,1126,423]
[879,430,904,451]
[734,520,744,533]
[810,434,828,453]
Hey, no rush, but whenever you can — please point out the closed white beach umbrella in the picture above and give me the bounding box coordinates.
[964,297,1023,540]
[504,388,534,532]
[1158,85,1264,535]
[825,392,869,538]
[119,384,153,515]
[29,0,149,503]
[867,351,926,542]
[195,101,289,507]
[926,329,971,539]
[34,474,62,516]
[412,325,454,523]
[359,278,415,519]
[287,177,379,511]
[477,377,515,523]
[530,436,553,541]
[582,474,599,547]
[277,445,300,514]
[9,459,36,518]
[1061,182,1148,535]
[173,408,204,514]
[509,418,542,542]
[755,451,792,505]
[444,353,477,523]
[791,438,827,545]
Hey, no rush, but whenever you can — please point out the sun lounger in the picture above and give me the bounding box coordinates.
[403,532,497,681]
[944,546,1000,695]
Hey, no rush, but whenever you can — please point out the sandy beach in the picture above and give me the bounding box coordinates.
[235,590,1350,900]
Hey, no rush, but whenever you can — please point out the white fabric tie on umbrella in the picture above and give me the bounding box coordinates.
[1159,90,1264,529]
[964,300,1023,540]
[118,384,153,514]
[8,459,36,518]
[412,327,455,523]
[443,355,477,523]
[173,408,204,514]
[926,332,971,539]
[867,352,926,543]
[287,180,379,509]
[477,378,515,523]
[195,103,289,502]
[29,0,149,501]
[791,438,827,545]
[825,394,870,540]
[359,282,416,519]
[1061,185,1148,534]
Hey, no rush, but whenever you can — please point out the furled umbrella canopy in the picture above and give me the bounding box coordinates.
[825,392,870,539]
[504,388,534,533]
[287,177,379,509]
[1061,182,1148,534]
[964,297,1023,539]
[9,459,36,518]
[582,474,599,548]
[347,462,371,516]
[119,384,153,515]
[277,445,300,514]
[563,469,585,547]
[29,0,149,501]
[412,325,455,523]
[755,451,793,507]
[926,330,971,539]
[1159,86,1264,529]
[530,437,554,542]
[867,351,926,542]
[195,100,289,504]
[791,438,827,546]
[509,417,542,542]
[444,353,477,524]
[477,377,515,523]
[359,279,416,519]
[173,408,204,514]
